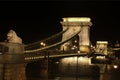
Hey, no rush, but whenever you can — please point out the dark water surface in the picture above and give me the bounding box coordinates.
[26,58,120,80]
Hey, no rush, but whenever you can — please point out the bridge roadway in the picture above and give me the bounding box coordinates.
[24,51,91,62]
[0,49,110,64]
[0,50,89,63]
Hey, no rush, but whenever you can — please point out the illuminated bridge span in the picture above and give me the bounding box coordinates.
[25,17,92,53]
[24,26,81,53]
[0,17,110,80]
[25,27,69,50]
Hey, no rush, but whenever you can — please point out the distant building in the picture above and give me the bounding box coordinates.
[114,41,120,47]
[95,41,108,55]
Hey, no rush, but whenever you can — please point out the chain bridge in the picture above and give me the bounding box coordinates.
[0,17,115,80]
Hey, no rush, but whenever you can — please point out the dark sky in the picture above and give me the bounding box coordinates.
[0,1,120,45]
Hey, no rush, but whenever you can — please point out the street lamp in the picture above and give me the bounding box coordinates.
[40,42,46,47]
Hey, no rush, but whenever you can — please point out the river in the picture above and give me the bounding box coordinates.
[26,57,120,80]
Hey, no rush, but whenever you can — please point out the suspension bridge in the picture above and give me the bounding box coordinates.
[0,17,117,80]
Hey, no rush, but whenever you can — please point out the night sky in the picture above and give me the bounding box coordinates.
[0,1,120,45]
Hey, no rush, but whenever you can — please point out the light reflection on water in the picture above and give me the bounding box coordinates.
[49,73,120,80]
[27,65,120,80]
[53,77,99,80]
[47,65,120,80]
[52,64,120,80]
[26,57,120,80]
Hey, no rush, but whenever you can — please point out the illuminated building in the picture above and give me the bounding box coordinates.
[60,17,92,53]
[95,41,108,55]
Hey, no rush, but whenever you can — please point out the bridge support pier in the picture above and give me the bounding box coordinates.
[0,64,26,80]
[0,42,26,80]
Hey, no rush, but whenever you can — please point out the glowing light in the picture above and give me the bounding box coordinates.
[79,57,83,61]
[0,52,2,54]
[96,56,105,59]
[61,57,91,65]
[40,42,46,46]
[113,65,118,69]
[74,40,77,43]
[55,61,59,64]
[71,47,75,50]
[97,41,108,44]
[63,17,91,22]
[77,51,80,53]
[80,45,90,53]
[40,42,44,45]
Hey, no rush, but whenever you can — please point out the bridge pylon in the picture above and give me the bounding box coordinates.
[0,42,26,80]
[60,17,92,53]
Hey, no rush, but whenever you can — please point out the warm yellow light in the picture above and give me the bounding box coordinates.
[79,57,83,61]
[77,51,80,53]
[80,45,90,53]
[61,57,91,65]
[40,42,46,46]
[97,41,108,44]
[40,42,44,45]
[96,56,105,59]
[113,65,118,69]
[63,17,91,22]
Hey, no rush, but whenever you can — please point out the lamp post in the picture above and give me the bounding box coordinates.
[40,42,46,47]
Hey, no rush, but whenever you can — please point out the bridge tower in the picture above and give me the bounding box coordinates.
[95,41,108,55]
[60,17,92,53]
